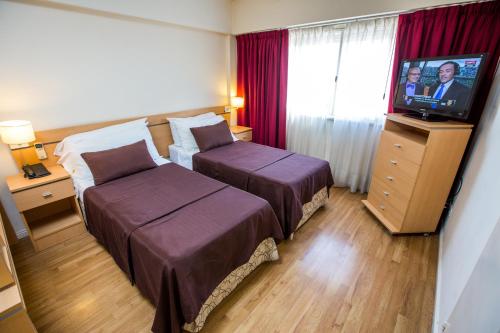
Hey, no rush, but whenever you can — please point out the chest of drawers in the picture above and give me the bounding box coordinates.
[362,114,473,233]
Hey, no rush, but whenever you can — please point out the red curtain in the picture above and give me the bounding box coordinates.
[388,1,500,125]
[236,30,288,149]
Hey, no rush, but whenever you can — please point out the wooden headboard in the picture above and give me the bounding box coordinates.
[10,106,229,168]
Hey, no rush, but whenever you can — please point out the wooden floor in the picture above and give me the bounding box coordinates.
[12,188,438,333]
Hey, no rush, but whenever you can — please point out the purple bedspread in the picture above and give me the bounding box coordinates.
[83,163,283,333]
[192,141,334,237]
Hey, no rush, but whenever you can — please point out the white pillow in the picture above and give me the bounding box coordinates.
[168,112,216,147]
[58,151,96,190]
[54,118,160,160]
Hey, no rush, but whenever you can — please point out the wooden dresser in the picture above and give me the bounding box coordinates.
[362,114,473,234]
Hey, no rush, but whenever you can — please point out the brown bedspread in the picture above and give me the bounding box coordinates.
[192,141,334,238]
[83,163,283,333]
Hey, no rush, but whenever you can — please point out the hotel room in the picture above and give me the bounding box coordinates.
[0,0,498,332]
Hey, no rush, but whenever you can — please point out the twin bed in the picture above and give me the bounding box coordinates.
[168,115,333,239]
[192,141,332,238]
[83,162,282,332]
[52,111,333,333]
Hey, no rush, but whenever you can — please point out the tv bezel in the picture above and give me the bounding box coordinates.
[393,53,487,121]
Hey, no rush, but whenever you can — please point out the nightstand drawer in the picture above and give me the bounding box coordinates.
[235,131,252,142]
[13,179,74,212]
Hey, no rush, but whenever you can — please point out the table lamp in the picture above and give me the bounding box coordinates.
[231,96,244,109]
[225,96,244,113]
[0,120,39,171]
[0,120,35,149]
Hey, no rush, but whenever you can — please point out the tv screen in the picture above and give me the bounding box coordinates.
[393,54,486,120]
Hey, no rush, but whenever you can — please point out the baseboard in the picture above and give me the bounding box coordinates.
[15,227,28,239]
[433,225,445,333]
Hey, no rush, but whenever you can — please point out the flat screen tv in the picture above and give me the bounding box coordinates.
[393,54,487,121]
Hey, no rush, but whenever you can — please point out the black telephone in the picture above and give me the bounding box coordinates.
[22,163,51,179]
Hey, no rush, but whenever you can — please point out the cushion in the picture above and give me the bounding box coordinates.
[81,140,157,185]
[176,115,229,151]
[190,121,234,152]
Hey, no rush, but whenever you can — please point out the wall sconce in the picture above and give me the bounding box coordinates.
[0,120,35,149]
[225,96,245,113]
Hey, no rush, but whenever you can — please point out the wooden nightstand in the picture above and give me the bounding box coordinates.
[6,166,85,252]
[231,125,252,142]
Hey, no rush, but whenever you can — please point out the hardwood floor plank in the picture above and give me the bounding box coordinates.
[12,187,438,332]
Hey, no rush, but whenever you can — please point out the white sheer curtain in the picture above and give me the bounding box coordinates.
[287,26,343,159]
[287,17,397,192]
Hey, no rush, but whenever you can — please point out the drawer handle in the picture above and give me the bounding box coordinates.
[379,205,385,211]
[386,176,394,181]
[390,160,398,165]
[393,143,402,148]
[42,191,53,199]
[383,191,390,197]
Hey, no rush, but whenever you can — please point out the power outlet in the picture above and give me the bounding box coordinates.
[441,321,450,332]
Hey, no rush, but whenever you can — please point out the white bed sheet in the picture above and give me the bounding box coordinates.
[169,144,197,170]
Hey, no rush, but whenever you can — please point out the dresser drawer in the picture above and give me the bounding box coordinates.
[371,153,417,199]
[370,176,410,214]
[235,131,252,142]
[13,179,75,212]
[367,185,405,230]
[373,149,420,180]
[379,130,426,165]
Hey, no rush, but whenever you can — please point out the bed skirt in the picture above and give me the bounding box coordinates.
[291,186,329,239]
[183,237,279,332]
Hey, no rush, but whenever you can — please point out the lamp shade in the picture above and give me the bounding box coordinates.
[231,96,244,108]
[0,120,35,145]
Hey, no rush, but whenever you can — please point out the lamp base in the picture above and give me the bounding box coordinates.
[9,143,30,150]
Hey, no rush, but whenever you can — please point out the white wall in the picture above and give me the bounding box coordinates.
[51,0,232,34]
[447,219,500,333]
[231,0,472,34]
[434,69,500,331]
[0,0,231,236]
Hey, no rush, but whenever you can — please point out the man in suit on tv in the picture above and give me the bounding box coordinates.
[396,65,425,106]
[429,61,470,110]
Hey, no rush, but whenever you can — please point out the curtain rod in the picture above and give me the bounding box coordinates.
[238,0,488,35]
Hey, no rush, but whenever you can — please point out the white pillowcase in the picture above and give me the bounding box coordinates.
[168,113,238,152]
[55,118,162,187]
[55,118,160,159]
[168,112,216,147]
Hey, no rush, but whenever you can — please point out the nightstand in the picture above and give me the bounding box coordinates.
[6,166,85,252]
[230,125,252,142]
